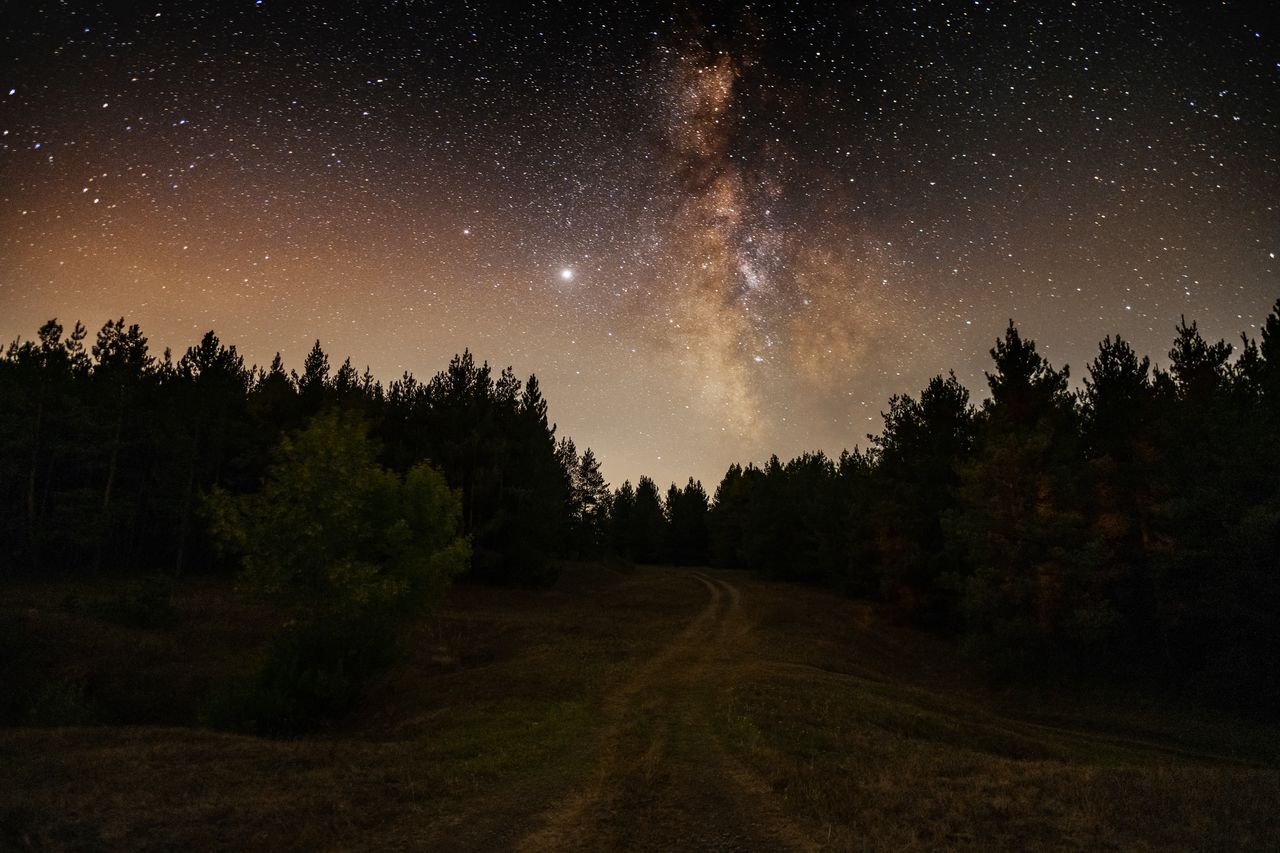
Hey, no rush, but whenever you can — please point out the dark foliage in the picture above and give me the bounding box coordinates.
[700,302,1280,710]
[0,322,596,587]
[5,301,1278,712]
[666,478,710,566]
[205,617,400,736]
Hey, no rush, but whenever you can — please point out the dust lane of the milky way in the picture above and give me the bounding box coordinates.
[1,2,1276,489]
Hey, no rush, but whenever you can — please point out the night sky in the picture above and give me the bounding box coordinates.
[2,2,1277,489]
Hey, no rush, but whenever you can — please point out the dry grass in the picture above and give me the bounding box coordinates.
[716,575,1280,852]
[0,564,694,850]
[1,565,1277,851]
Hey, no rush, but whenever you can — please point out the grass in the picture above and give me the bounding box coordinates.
[714,575,1280,851]
[0,564,696,850]
[1,564,1277,851]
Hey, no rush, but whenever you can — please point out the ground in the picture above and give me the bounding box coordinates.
[1,564,1277,851]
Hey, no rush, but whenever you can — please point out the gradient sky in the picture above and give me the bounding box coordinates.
[2,2,1277,490]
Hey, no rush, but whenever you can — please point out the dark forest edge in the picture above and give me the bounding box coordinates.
[3,298,1279,719]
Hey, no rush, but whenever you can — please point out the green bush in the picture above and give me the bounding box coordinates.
[206,619,398,735]
[204,411,469,734]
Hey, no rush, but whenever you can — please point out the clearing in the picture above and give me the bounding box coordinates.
[2,565,1277,851]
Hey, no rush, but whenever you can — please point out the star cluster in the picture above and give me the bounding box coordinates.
[2,2,1276,487]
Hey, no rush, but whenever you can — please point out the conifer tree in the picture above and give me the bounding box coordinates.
[870,372,975,624]
[89,319,155,570]
[1079,335,1161,652]
[297,339,330,415]
[610,480,636,557]
[947,321,1095,667]
[575,448,611,554]
[629,476,668,562]
[708,463,750,568]
[666,478,710,565]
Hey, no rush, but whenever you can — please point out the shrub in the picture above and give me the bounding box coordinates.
[204,411,469,733]
[206,619,399,735]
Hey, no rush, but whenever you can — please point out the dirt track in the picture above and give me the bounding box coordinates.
[519,573,818,852]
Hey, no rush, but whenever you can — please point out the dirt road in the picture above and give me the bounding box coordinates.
[518,572,818,852]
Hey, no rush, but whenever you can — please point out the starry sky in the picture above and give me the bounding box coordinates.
[2,2,1277,490]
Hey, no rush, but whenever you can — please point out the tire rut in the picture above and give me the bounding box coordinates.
[518,571,819,852]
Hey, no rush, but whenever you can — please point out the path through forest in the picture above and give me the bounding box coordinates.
[518,573,818,852]
[5,566,1277,851]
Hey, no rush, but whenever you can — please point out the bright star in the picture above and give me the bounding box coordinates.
[560,268,574,281]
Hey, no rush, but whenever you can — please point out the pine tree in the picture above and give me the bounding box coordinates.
[297,339,330,414]
[502,373,569,584]
[1258,298,1280,404]
[1148,315,1278,697]
[1079,335,1161,654]
[1,320,79,571]
[172,331,252,574]
[89,319,155,570]
[947,321,1095,668]
[708,463,749,568]
[631,476,668,563]
[576,448,611,554]
[666,477,710,565]
[610,480,636,557]
[556,439,612,557]
[558,437,584,555]
[870,372,976,625]
[332,356,359,399]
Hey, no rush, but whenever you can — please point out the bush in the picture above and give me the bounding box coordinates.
[206,619,398,735]
[204,411,469,733]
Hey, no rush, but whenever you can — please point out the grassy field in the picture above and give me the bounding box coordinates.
[1,564,1277,851]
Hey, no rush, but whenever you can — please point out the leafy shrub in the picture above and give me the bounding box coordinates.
[204,411,469,733]
[206,619,398,735]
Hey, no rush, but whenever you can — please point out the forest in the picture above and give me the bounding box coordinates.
[2,299,1279,715]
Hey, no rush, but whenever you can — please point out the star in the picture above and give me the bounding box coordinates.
[0,2,1272,492]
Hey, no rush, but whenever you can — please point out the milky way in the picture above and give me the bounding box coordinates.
[1,3,1276,489]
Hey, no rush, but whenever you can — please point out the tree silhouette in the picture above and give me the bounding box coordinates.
[666,478,710,565]
[1078,335,1161,658]
[562,442,611,557]
[3,300,1279,708]
[297,339,331,415]
[870,372,975,625]
[946,321,1097,668]
[610,480,636,557]
[88,319,155,572]
[629,476,668,563]
[708,463,755,568]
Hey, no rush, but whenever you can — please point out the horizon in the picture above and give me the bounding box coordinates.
[3,1,1276,490]
[2,303,1274,491]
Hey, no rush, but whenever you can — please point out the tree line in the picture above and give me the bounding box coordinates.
[3,300,1278,707]
[0,322,607,586]
[658,301,1275,708]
